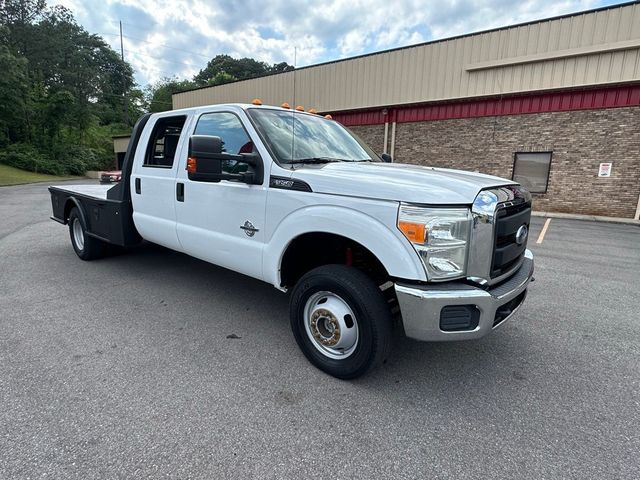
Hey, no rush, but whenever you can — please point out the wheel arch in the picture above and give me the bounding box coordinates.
[264,205,426,289]
[280,231,390,289]
[63,197,87,226]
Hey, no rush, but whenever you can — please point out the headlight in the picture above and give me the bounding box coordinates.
[397,205,472,280]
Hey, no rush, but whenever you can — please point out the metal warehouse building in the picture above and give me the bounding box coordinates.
[173,2,640,219]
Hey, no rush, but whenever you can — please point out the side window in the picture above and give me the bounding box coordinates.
[194,112,255,174]
[513,152,552,193]
[144,115,187,168]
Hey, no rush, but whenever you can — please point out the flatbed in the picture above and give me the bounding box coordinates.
[50,184,112,200]
[48,113,150,248]
[49,182,140,246]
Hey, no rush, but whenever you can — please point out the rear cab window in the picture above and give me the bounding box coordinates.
[144,116,187,168]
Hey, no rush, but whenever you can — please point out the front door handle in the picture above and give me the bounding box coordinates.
[135,177,141,194]
[176,182,184,202]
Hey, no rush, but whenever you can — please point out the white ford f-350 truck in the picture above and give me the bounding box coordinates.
[49,103,534,379]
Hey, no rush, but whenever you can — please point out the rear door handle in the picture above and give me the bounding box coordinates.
[176,182,184,202]
[135,177,141,194]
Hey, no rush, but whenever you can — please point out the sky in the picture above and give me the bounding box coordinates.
[49,0,622,87]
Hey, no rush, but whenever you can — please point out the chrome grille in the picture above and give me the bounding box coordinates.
[468,185,532,285]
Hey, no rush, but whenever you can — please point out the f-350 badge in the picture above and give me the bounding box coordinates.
[240,220,259,237]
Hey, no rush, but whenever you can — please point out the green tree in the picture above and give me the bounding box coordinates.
[0,0,47,54]
[0,0,140,173]
[206,71,236,86]
[146,78,196,112]
[269,61,294,74]
[0,41,28,145]
[193,54,293,86]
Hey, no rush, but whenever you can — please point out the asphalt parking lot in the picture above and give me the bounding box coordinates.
[1,180,639,479]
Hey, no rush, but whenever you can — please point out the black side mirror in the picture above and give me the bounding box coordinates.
[190,135,223,157]
[187,135,263,184]
[381,153,392,163]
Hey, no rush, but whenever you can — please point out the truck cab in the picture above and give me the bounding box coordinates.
[50,103,534,379]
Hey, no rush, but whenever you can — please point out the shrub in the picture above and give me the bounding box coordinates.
[52,145,101,175]
[0,143,64,175]
[0,142,116,176]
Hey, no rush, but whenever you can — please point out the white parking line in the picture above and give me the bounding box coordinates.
[536,218,552,244]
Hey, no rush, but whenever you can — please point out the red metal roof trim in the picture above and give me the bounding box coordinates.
[332,84,640,126]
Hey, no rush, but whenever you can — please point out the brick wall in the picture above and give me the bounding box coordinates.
[356,107,640,218]
[349,124,386,156]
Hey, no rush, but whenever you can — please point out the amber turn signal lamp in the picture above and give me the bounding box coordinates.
[187,157,197,174]
[398,221,426,244]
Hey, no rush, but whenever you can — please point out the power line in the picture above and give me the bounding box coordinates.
[13,34,187,85]
[108,19,159,28]
[99,31,213,59]
[135,65,189,78]
[123,50,202,69]
[98,31,208,79]
[123,33,213,59]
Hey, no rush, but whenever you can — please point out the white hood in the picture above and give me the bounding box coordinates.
[289,162,516,204]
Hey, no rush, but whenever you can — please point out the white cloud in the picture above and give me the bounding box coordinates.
[48,0,605,86]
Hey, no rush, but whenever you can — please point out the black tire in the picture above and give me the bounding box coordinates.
[68,207,105,260]
[289,264,392,379]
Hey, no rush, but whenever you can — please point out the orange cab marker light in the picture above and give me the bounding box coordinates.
[251,98,263,105]
[187,157,197,174]
[398,221,426,244]
[281,102,290,109]
[295,105,305,111]
[308,108,317,114]
[324,114,333,120]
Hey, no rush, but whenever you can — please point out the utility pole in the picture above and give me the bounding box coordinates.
[119,21,129,126]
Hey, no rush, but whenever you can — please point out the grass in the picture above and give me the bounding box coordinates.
[0,164,80,186]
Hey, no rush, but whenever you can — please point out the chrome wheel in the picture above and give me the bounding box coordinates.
[72,217,85,251]
[303,291,359,359]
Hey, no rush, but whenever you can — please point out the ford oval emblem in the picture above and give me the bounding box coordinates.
[515,224,529,245]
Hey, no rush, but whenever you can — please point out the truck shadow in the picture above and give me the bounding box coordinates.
[107,242,536,397]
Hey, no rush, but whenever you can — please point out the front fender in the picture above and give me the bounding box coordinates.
[263,204,426,289]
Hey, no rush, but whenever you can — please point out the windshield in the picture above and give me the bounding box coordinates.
[247,108,379,164]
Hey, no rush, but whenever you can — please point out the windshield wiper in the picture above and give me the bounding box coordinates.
[284,157,344,165]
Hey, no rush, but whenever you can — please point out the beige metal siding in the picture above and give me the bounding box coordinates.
[173,3,640,111]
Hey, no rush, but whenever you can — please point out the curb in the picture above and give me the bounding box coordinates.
[532,211,640,225]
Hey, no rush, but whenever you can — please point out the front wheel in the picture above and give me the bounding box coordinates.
[289,265,392,379]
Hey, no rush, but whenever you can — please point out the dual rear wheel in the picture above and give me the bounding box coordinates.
[68,207,106,260]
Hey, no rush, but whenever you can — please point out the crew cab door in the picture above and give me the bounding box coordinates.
[130,114,188,251]
[174,110,268,280]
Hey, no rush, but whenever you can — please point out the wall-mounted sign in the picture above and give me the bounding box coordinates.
[598,163,612,177]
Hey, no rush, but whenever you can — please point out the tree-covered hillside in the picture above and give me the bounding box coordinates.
[0,0,293,175]
[0,0,144,174]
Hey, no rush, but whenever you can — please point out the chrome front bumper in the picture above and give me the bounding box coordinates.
[395,250,534,341]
